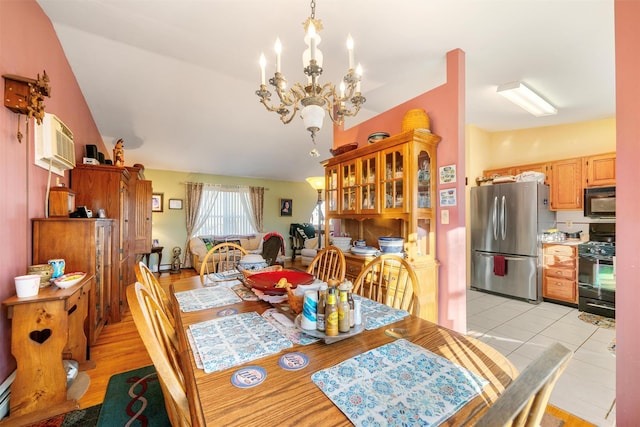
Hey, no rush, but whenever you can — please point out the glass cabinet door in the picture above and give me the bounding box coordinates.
[417,150,432,209]
[381,147,406,211]
[326,165,339,213]
[359,154,377,212]
[341,162,357,212]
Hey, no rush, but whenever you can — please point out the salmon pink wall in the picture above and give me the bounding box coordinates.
[0,1,105,382]
[334,49,467,331]
[614,0,640,423]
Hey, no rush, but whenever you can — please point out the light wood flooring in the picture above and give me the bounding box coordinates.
[79,265,592,426]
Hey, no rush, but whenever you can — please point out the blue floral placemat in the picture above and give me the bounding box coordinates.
[189,311,293,373]
[174,286,242,312]
[261,308,319,345]
[311,339,488,426]
[355,295,410,330]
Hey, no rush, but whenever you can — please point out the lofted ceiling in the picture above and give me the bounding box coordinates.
[36,0,615,182]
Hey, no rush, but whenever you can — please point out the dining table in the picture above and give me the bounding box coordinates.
[170,274,517,426]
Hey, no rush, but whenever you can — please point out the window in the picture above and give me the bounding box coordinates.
[194,186,257,236]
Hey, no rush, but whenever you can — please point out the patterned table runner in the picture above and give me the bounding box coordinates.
[189,311,293,373]
[311,339,488,426]
[174,286,242,312]
[355,295,410,330]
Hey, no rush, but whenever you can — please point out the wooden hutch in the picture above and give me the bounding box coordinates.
[322,129,440,322]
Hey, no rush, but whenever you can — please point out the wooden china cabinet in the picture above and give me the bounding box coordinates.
[322,129,441,322]
[70,164,152,324]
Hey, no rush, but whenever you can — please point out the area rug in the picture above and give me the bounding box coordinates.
[25,404,102,427]
[541,412,565,427]
[97,365,169,427]
[578,312,615,329]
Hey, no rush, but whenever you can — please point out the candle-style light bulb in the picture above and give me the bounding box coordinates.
[308,22,317,62]
[339,81,345,99]
[274,38,282,73]
[346,34,354,69]
[356,63,363,93]
[259,53,266,85]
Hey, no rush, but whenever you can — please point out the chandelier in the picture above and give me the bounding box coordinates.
[256,0,366,151]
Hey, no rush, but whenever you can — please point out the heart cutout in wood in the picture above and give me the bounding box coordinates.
[29,328,52,344]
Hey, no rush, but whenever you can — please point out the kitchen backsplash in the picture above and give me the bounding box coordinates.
[555,210,615,241]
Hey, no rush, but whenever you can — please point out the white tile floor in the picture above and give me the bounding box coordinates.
[466,289,616,426]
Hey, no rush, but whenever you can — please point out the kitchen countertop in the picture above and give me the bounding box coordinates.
[541,240,585,246]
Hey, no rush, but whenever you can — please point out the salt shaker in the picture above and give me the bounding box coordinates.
[353,298,362,326]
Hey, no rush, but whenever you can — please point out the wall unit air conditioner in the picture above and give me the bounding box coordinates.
[34,113,76,176]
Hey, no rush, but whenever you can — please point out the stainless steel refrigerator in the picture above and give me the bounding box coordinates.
[470,182,555,302]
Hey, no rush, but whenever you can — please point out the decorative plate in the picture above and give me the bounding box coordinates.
[368,132,390,144]
[295,315,365,344]
[54,272,86,289]
[349,246,380,256]
[245,270,314,295]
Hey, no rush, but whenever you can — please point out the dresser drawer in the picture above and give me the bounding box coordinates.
[543,276,577,302]
[543,244,577,257]
[543,254,576,269]
[545,266,576,281]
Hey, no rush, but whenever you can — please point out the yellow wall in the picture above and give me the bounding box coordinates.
[145,169,320,269]
[484,117,616,168]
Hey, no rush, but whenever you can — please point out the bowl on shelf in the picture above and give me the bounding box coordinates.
[368,132,390,144]
[331,236,352,252]
[378,237,405,254]
[54,272,86,289]
[330,142,359,157]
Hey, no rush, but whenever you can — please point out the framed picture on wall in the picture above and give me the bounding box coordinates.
[280,198,292,216]
[152,193,164,212]
[169,199,183,210]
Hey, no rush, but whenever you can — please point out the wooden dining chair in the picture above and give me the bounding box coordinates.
[127,282,191,426]
[306,245,346,283]
[134,261,174,322]
[352,254,421,315]
[473,342,573,427]
[199,242,248,284]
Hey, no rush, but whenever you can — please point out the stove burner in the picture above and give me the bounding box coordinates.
[578,241,615,261]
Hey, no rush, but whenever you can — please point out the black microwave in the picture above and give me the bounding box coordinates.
[584,186,616,218]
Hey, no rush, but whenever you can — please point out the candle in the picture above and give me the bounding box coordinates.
[339,81,345,99]
[347,34,354,69]
[308,22,317,62]
[356,63,363,93]
[274,38,282,73]
[259,53,266,86]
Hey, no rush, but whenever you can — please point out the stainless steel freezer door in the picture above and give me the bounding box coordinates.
[471,251,540,302]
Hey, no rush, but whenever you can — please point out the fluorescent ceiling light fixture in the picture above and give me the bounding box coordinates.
[497,81,557,117]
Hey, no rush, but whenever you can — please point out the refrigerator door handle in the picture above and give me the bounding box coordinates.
[500,195,507,241]
[492,196,498,241]
[477,253,526,262]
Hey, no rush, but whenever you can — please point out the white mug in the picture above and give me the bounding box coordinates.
[352,239,366,248]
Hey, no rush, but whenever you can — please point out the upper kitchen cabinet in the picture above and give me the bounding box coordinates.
[483,166,515,180]
[584,152,616,187]
[549,157,583,210]
[514,162,549,184]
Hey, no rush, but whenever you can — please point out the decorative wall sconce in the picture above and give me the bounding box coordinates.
[3,71,51,142]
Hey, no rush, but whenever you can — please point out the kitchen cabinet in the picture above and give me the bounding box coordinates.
[323,129,440,322]
[71,164,152,323]
[549,157,582,210]
[483,166,515,179]
[514,162,549,183]
[584,152,616,187]
[542,244,578,305]
[32,218,113,344]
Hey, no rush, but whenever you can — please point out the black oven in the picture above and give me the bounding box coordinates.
[578,245,615,318]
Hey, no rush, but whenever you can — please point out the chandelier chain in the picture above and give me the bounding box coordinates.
[310,0,316,19]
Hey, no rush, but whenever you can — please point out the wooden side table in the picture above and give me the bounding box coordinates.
[144,246,163,272]
[1,275,93,424]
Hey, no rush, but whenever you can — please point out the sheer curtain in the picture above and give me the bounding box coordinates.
[183,183,264,267]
